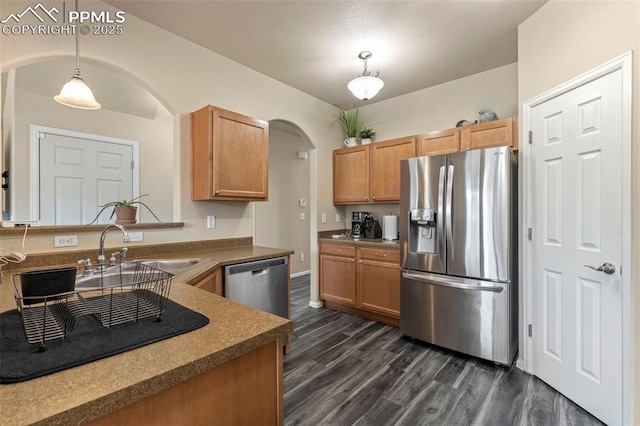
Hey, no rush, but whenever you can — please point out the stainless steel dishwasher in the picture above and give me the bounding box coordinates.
[224,257,289,340]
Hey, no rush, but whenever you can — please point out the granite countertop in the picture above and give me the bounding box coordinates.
[0,245,294,425]
[318,230,400,248]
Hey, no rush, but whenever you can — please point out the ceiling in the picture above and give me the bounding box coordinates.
[104,0,546,109]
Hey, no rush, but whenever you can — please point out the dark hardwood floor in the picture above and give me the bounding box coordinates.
[284,275,604,426]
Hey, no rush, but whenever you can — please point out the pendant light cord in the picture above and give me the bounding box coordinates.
[74,0,80,74]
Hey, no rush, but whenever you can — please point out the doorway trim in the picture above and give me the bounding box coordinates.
[29,125,140,221]
[521,51,632,424]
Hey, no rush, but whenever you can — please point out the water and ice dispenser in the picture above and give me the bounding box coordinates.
[408,208,437,254]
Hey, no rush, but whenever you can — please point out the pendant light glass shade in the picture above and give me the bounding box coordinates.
[348,75,384,101]
[347,51,384,101]
[54,0,100,110]
[55,69,101,109]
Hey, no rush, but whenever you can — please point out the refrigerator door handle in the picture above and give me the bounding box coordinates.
[445,165,454,260]
[438,166,446,256]
[402,271,504,293]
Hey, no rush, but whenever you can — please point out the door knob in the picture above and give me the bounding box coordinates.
[584,262,616,275]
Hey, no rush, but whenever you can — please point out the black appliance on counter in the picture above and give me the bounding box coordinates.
[351,211,369,238]
[363,214,382,239]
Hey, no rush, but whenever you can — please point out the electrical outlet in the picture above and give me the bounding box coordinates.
[207,215,216,229]
[299,212,305,220]
[336,214,341,222]
[128,232,144,242]
[321,213,327,223]
[299,252,305,262]
[299,199,307,207]
[54,235,78,247]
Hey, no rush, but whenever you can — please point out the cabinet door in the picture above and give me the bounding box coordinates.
[460,117,516,151]
[213,108,269,200]
[417,129,460,156]
[194,269,223,296]
[333,146,370,204]
[191,105,268,201]
[357,259,400,318]
[320,254,356,305]
[369,137,416,202]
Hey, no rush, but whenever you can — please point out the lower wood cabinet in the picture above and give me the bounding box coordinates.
[193,269,223,296]
[320,242,399,327]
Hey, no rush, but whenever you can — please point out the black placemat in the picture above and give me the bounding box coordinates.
[0,297,209,384]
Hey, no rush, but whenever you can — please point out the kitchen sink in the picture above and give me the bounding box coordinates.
[74,258,210,289]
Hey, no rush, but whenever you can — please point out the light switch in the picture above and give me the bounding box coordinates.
[300,213,305,220]
[321,213,327,223]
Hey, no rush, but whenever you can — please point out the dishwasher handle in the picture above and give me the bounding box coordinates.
[251,268,268,276]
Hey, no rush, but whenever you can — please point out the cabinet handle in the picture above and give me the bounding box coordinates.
[364,197,368,200]
[359,260,362,264]
[372,196,376,200]
[334,249,342,253]
[376,253,387,257]
[214,190,220,195]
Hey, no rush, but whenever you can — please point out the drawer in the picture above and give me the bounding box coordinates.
[320,243,356,257]
[358,247,400,263]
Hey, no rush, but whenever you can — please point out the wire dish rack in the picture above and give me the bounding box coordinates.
[12,262,174,350]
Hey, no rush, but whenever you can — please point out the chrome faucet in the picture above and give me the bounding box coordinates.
[98,224,129,269]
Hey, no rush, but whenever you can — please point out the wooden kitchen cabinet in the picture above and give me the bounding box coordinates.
[194,269,223,296]
[320,242,400,326]
[369,136,416,202]
[460,116,518,151]
[333,145,370,204]
[320,243,357,305]
[333,136,416,204]
[417,128,461,156]
[191,105,269,201]
[357,247,400,318]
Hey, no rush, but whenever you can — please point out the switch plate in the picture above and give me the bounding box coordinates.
[128,232,144,242]
[336,214,341,222]
[207,215,216,229]
[321,213,327,223]
[299,252,305,262]
[54,235,78,247]
[299,212,305,220]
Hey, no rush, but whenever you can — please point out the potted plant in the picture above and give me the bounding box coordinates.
[88,194,161,225]
[334,106,364,147]
[359,128,376,145]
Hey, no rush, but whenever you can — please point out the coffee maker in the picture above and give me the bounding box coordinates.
[351,211,369,238]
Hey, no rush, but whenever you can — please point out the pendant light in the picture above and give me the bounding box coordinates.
[347,51,384,101]
[54,0,100,110]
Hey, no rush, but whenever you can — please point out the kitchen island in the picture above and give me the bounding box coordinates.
[0,244,293,425]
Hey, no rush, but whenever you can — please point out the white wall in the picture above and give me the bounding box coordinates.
[255,128,312,275]
[518,0,640,422]
[10,86,174,222]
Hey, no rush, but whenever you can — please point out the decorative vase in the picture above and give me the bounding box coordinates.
[343,137,358,147]
[114,206,137,224]
[361,138,372,145]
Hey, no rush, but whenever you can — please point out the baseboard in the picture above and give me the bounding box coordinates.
[308,300,323,309]
[515,358,525,371]
[290,270,310,278]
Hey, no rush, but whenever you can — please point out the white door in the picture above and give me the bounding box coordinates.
[39,133,134,225]
[531,69,623,424]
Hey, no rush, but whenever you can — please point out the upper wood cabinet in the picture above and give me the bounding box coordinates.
[460,117,518,151]
[369,136,416,202]
[417,128,461,156]
[333,137,416,204]
[191,105,269,201]
[333,145,370,204]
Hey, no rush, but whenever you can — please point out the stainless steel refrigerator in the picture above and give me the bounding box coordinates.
[399,146,517,365]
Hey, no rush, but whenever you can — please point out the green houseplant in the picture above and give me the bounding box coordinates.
[334,106,364,147]
[88,194,161,225]
[359,127,376,145]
